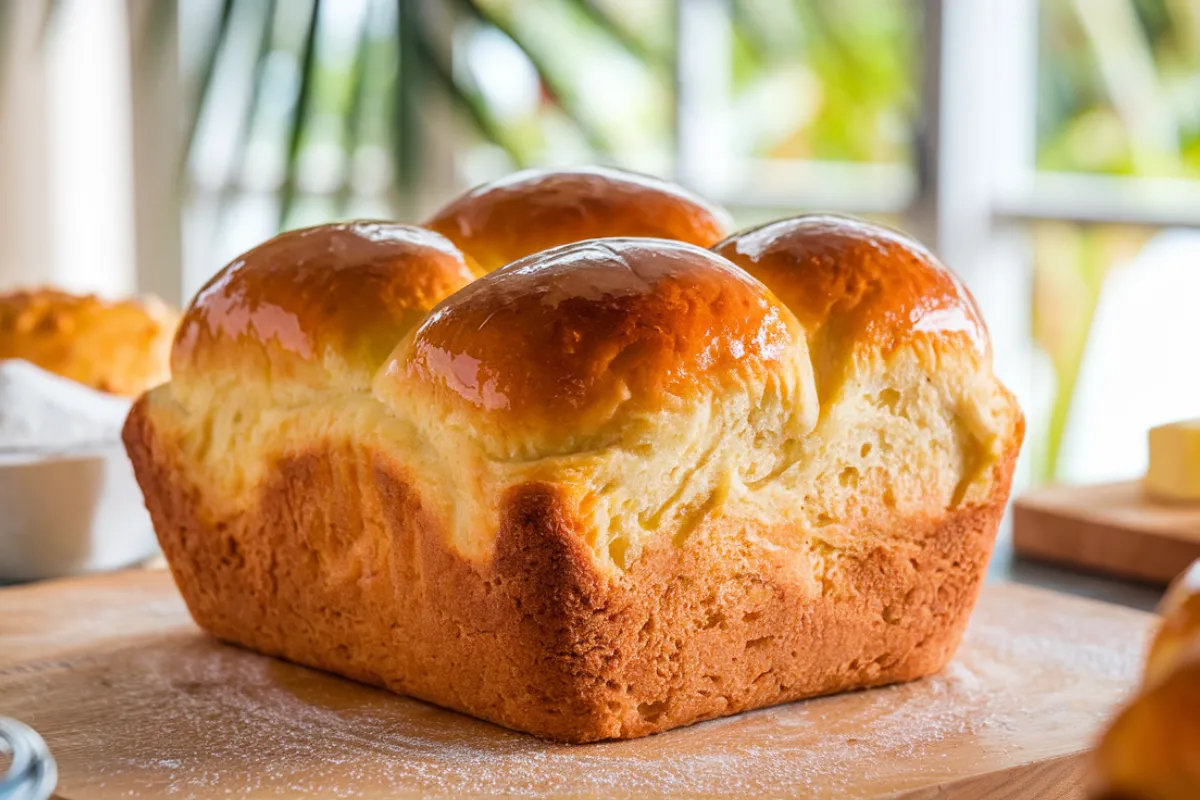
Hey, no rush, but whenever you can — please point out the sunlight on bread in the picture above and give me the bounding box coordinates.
[124,167,1024,742]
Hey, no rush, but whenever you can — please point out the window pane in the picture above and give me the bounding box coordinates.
[730,0,917,166]
[458,0,675,177]
[1038,0,1200,177]
[1033,222,1200,483]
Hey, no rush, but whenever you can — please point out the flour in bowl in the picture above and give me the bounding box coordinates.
[0,360,131,451]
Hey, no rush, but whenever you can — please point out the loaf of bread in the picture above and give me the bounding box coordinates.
[123,168,1024,742]
[1092,560,1200,799]
[0,288,177,396]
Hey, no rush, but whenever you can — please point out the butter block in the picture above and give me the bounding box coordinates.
[1146,419,1200,502]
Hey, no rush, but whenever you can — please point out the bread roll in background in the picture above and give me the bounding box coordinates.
[1092,561,1200,800]
[124,168,1024,743]
[0,288,178,396]
[424,166,732,275]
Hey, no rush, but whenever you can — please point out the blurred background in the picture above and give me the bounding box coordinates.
[0,0,1198,492]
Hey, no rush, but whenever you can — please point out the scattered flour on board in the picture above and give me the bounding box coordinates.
[51,590,1149,799]
[99,654,990,800]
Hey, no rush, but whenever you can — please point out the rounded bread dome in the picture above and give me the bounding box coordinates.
[713,214,988,400]
[380,237,813,459]
[424,166,733,275]
[172,222,475,397]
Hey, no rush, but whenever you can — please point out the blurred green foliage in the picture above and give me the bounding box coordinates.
[1034,1,1200,479]
[1039,0,1200,177]
[731,0,916,164]
[1033,223,1155,481]
[186,0,1200,194]
[459,0,919,167]
[14,0,1184,480]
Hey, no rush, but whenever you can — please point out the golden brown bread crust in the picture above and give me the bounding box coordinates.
[1092,562,1200,799]
[0,288,177,396]
[1147,563,1200,684]
[424,167,732,275]
[713,215,988,400]
[172,222,474,393]
[388,238,804,452]
[124,170,1024,742]
[1091,665,1200,800]
[124,394,1015,742]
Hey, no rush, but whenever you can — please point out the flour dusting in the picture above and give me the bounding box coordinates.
[16,589,1142,799]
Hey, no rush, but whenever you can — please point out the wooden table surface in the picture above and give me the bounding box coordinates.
[0,569,1158,799]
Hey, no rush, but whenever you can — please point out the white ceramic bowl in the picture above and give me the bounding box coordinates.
[0,443,157,582]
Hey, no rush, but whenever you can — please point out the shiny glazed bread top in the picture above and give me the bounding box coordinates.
[713,215,988,402]
[380,238,816,460]
[146,166,1022,571]
[424,165,733,274]
[171,222,475,402]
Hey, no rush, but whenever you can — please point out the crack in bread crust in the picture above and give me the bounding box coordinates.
[124,396,1017,743]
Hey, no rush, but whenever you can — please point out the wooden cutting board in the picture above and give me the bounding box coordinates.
[1014,480,1200,584]
[0,570,1155,800]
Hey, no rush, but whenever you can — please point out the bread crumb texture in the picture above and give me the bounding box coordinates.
[124,168,1024,741]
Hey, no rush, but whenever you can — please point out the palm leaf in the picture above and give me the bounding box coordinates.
[731,0,773,61]
[336,0,376,215]
[409,13,526,168]
[798,0,864,79]
[279,0,321,230]
[392,0,420,203]
[457,0,614,157]
[394,0,527,186]
[180,0,236,178]
[231,0,280,181]
[563,0,668,69]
